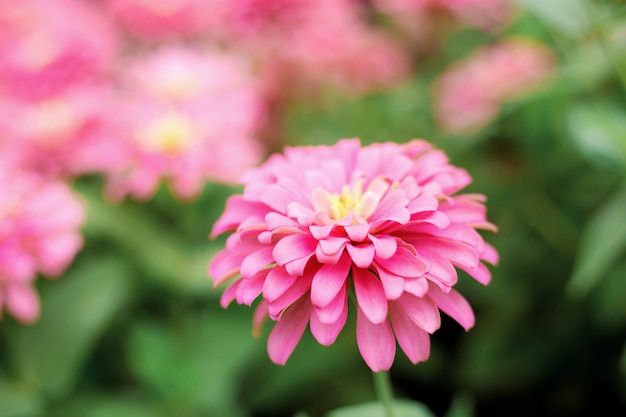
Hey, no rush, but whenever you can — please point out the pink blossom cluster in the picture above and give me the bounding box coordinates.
[434,38,556,134]
[209,139,498,371]
[373,0,513,35]
[0,156,85,323]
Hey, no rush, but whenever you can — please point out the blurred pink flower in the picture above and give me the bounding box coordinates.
[0,0,118,100]
[0,85,121,178]
[373,0,512,33]
[104,0,216,40]
[434,38,556,134]
[214,0,411,96]
[0,160,85,323]
[103,47,267,201]
[209,139,498,371]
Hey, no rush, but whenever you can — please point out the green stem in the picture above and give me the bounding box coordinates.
[373,371,395,417]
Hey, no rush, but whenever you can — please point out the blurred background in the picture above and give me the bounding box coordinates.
[0,0,625,416]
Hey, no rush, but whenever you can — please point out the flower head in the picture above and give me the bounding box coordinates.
[0,0,118,100]
[101,46,267,201]
[0,158,85,323]
[209,139,497,371]
[434,38,556,134]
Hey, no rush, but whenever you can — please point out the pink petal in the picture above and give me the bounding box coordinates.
[404,277,429,297]
[369,189,410,224]
[352,267,388,324]
[356,306,396,372]
[211,196,267,237]
[395,293,441,333]
[273,234,316,266]
[311,254,351,308]
[346,244,375,268]
[481,242,499,265]
[406,193,439,214]
[460,262,492,285]
[427,284,475,331]
[309,224,335,240]
[241,246,274,278]
[267,275,313,320]
[236,270,269,306]
[267,298,311,365]
[210,237,266,285]
[259,184,298,213]
[285,253,314,276]
[389,302,431,364]
[345,224,370,242]
[220,279,241,308]
[310,299,348,346]
[315,242,343,263]
[375,246,428,278]
[265,212,300,229]
[318,236,349,256]
[376,267,405,300]
[252,301,269,337]
[419,251,458,287]
[6,284,40,324]
[315,283,348,324]
[369,234,398,259]
[263,267,297,302]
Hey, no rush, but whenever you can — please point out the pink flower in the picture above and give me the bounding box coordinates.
[434,38,556,134]
[0,0,118,100]
[209,139,498,371]
[0,159,85,323]
[213,0,411,97]
[102,47,267,201]
[104,0,216,40]
[0,85,121,179]
[373,0,512,33]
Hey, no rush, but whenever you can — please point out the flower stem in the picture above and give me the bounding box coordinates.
[373,371,395,417]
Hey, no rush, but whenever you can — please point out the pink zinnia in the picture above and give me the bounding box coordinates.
[209,139,498,371]
[434,38,556,134]
[102,47,267,201]
[0,159,85,323]
[0,0,118,100]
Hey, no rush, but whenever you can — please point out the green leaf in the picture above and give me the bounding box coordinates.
[513,0,588,38]
[326,400,436,417]
[81,188,217,296]
[443,393,474,417]
[127,310,258,416]
[566,101,626,170]
[0,375,43,417]
[567,184,626,297]
[7,257,132,400]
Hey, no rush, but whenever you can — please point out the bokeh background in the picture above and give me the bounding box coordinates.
[1,0,625,416]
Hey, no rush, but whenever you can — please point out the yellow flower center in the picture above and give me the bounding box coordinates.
[311,176,395,224]
[328,182,364,220]
[134,112,195,154]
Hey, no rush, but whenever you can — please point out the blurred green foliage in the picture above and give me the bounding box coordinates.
[1,1,626,416]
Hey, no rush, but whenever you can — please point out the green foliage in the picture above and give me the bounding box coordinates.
[326,400,436,417]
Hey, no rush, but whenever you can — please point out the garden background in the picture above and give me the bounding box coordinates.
[0,0,625,416]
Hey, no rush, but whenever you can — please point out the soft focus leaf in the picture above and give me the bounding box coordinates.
[567,184,626,296]
[443,393,474,417]
[326,400,436,417]
[7,257,132,400]
[566,100,626,170]
[0,375,43,417]
[128,309,257,416]
[82,188,217,295]
[513,0,588,38]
